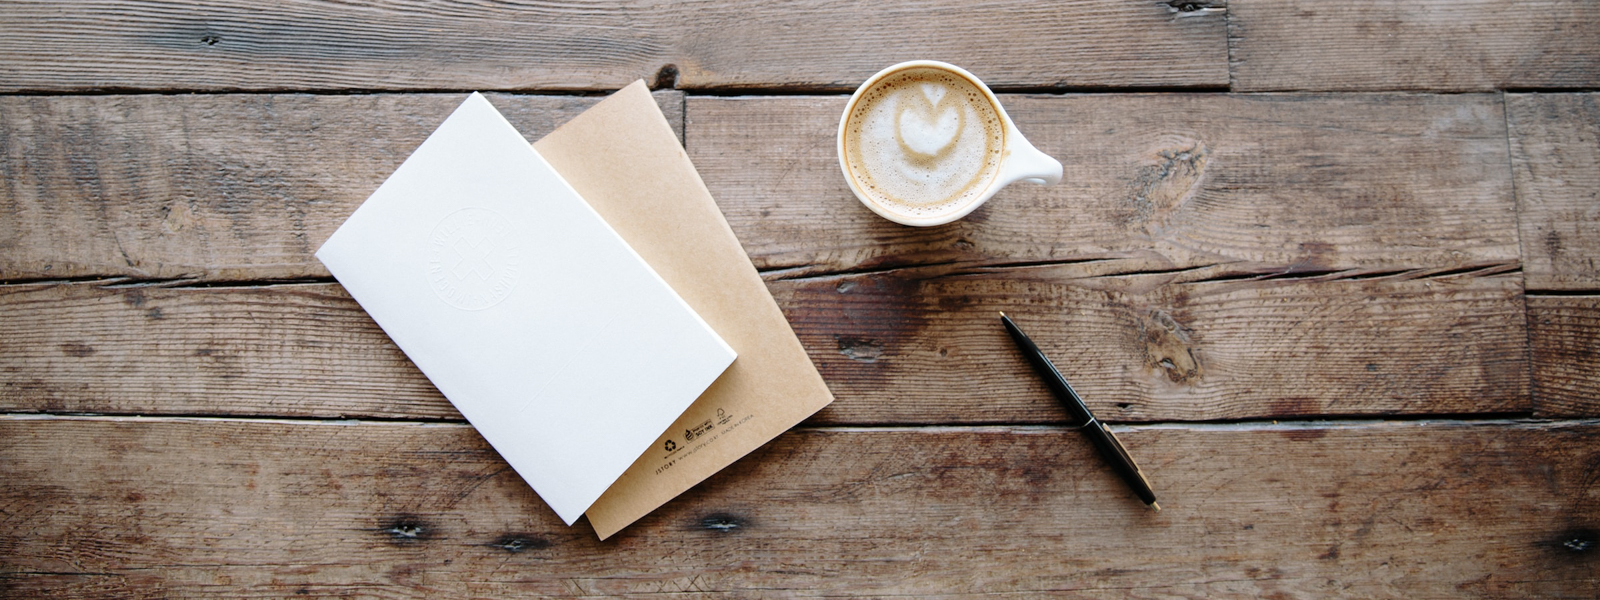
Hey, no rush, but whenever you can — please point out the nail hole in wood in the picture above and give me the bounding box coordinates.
[490,533,550,553]
[700,513,744,532]
[1555,528,1596,555]
[383,516,430,543]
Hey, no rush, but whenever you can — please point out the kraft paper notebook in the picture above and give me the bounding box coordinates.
[533,81,835,539]
[315,93,736,525]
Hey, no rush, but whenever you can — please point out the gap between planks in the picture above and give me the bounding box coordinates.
[0,86,1594,99]
[0,260,1526,290]
[1,412,1573,430]
[9,88,1600,100]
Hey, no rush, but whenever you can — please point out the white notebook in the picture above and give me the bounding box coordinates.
[315,93,736,525]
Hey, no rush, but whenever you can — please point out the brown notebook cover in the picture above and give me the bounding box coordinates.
[533,81,835,539]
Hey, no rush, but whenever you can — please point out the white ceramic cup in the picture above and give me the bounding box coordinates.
[837,60,1063,227]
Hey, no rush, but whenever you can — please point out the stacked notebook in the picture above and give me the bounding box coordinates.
[316,83,833,539]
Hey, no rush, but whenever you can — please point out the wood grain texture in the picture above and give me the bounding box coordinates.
[690,93,1519,278]
[0,266,1528,423]
[0,92,681,282]
[2,416,1596,597]
[0,281,448,419]
[1530,296,1600,418]
[1,93,1520,281]
[1508,93,1600,291]
[780,264,1528,423]
[0,0,1227,93]
[1228,0,1600,91]
[0,92,1532,423]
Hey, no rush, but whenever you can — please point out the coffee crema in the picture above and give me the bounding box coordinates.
[842,66,1005,219]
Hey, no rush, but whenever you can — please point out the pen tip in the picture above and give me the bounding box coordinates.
[998,311,1007,318]
[1150,502,1162,512]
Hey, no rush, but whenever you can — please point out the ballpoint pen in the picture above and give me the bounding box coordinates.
[1000,312,1160,511]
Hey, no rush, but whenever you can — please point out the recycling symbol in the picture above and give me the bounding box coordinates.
[664,439,677,452]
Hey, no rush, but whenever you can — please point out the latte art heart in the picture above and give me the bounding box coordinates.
[895,89,964,159]
[842,67,1004,219]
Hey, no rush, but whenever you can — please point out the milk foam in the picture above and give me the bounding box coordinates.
[843,68,1004,218]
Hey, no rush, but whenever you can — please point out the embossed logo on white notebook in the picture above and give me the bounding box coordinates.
[426,207,520,310]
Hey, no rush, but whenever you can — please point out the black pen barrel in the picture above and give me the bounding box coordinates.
[1082,421,1158,506]
[1001,313,1159,508]
[1001,316,1094,425]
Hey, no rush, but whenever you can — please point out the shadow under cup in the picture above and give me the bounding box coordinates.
[839,64,1007,226]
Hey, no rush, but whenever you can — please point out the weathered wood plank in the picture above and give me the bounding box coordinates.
[1530,296,1600,418]
[1510,96,1600,419]
[1508,93,1600,291]
[0,281,447,419]
[0,0,1227,93]
[2,416,1595,597]
[1228,0,1600,91]
[2,93,1520,283]
[0,265,1529,423]
[0,92,681,282]
[781,265,1528,423]
[0,93,1533,422]
[689,93,1518,278]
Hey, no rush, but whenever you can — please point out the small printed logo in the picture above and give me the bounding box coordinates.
[685,418,713,442]
[426,208,520,310]
[664,439,677,452]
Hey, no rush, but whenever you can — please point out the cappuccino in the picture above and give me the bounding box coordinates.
[841,66,1005,219]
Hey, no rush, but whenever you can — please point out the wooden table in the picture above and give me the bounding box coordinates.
[3,1,1598,596]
